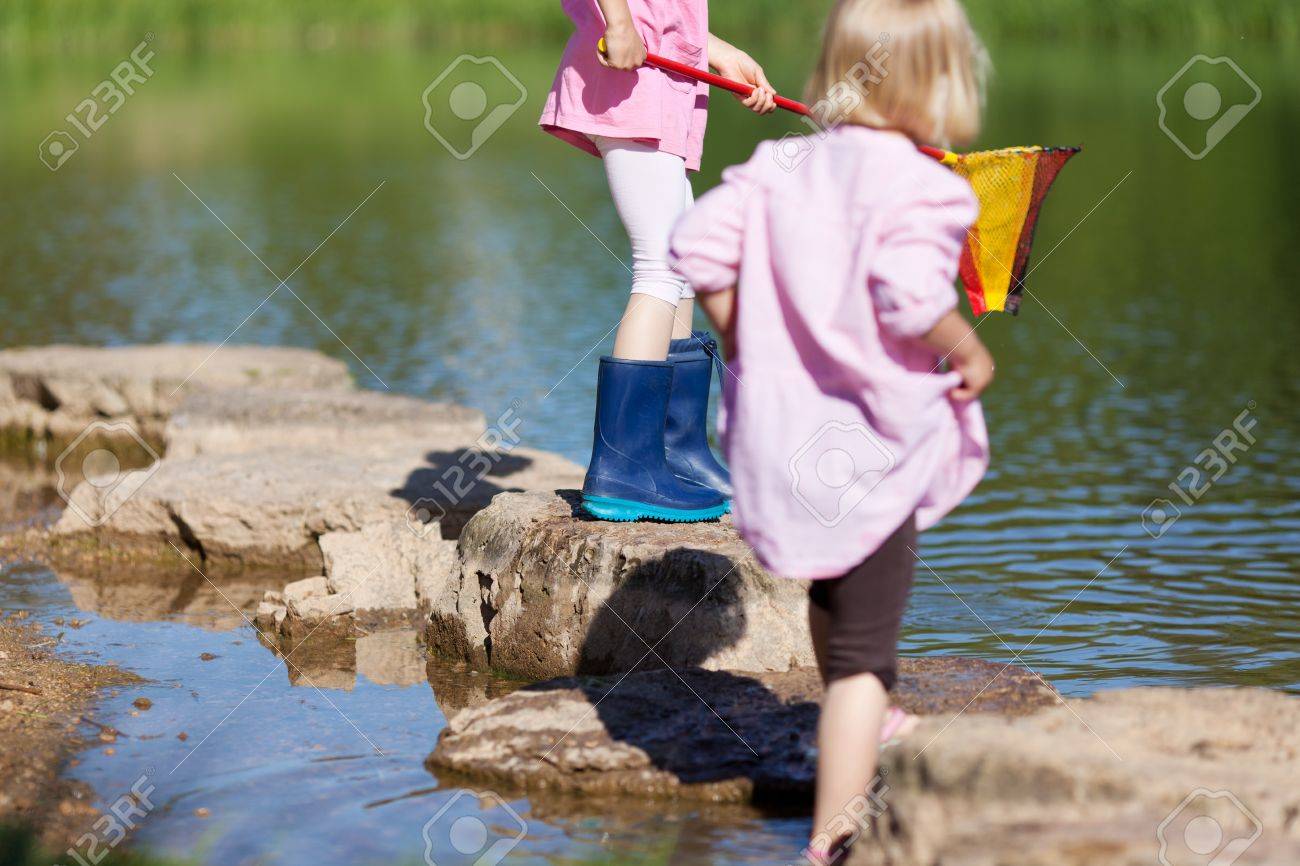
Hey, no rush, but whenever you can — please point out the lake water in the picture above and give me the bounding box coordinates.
[1,39,1298,866]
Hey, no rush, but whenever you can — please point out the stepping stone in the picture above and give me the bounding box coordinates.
[426,490,816,680]
[427,658,1058,802]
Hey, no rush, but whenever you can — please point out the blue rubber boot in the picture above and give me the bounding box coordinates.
[582,356,728,523]
[665,331,733,500]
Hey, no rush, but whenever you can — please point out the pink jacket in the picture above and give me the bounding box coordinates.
[670,126,990,579]
[539,0,710,171]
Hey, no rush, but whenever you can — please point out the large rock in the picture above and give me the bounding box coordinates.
[23,342,583,626]
[856,686,1300,866]
[282,576,353,619]
[163,387,484,458]
[430,671,1300,865]
[319,521,460,619]
[427,490,814,679]
[53,447,406,568]
[0,344,351,452]
[42,358,582,628]
[427,658,1058,801]
[52,443,583,570]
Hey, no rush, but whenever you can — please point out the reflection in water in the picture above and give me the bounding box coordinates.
[0,558,816,866]
[0,462,63,531]
[51,551,515,701]
[60,565,268,631]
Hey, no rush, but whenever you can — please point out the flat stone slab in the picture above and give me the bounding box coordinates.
[54,444,583,572]
[22,342,582,625]
[163,387,484,458]
[0,344,352,449]
[431,670,1300,866]
[856,686,1300,866]
[427,658,1058,802]
[426,490,815,680]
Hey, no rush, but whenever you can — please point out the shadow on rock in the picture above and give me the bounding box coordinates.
[393,449,537,540]
[427,489,814,678]
[567,524,749,674]
[426,494,1062,810]
[532,538,821,804]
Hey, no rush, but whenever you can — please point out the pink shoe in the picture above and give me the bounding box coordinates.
[803,840,850,866]
[879,706,916,747]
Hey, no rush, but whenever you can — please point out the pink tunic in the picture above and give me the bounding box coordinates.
[539,0,710,171]
[669,126,990,579]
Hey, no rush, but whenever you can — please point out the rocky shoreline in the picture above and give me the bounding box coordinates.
[0,614,142,852]
[3,343,1299,865]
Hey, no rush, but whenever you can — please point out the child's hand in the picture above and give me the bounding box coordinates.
[708,37,777,115]
[599,21,647,70]
[948,342,994,402]
[918,310,994,402]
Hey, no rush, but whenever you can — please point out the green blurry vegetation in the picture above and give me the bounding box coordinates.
[0,825,187,866]
[1,0,1297,55]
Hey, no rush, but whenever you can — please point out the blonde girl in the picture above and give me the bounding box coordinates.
[670,0,992,861]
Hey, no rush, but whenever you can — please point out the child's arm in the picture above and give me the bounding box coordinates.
[698,288,737,360]
[868,175,986,400]
[707,34,777,114]
[595,0,646,70]
[918,310,995,402]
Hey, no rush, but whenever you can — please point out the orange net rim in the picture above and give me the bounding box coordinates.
[923,144,1082,163]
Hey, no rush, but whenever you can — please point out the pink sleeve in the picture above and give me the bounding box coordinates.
[868,178,978,338]
[669,143,767,293]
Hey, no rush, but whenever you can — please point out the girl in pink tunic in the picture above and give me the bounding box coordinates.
[671,0,993,861]
[540,0,780,522]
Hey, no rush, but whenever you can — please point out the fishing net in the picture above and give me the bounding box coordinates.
[616,48,1081,318]
[613,47,1081,317]
[933,146,1081,316]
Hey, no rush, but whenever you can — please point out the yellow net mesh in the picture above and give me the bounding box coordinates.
[941,146,1080,315]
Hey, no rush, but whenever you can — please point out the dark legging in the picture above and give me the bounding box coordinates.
[807,515,917,690]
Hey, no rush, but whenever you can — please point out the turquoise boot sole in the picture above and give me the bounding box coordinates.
[582,495,728,523]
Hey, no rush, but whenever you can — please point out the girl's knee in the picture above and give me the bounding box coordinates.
[630,263,689,306]
[629,283,686,307]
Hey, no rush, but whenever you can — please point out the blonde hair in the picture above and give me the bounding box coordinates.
[804,0,989,148]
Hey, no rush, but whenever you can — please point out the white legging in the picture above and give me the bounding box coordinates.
[592,135,695,306]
